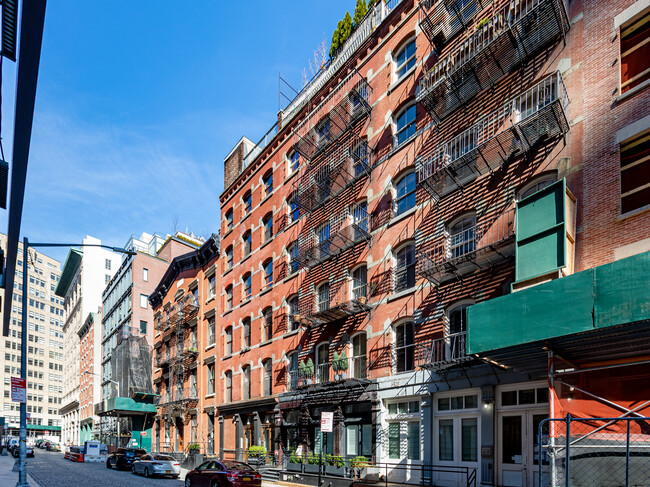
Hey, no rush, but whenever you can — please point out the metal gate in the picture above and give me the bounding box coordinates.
[539,415,650,486]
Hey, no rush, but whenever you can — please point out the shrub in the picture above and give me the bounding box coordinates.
[248,445,266,458]
[327,454,345,467]
[307,452,325,465]
[289,449,303,464]
[352,456,370,468]
[187,443,200,452]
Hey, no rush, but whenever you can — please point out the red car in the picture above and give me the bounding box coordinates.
[185,460,261,487]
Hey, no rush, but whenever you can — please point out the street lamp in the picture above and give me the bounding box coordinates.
[83,371,119,447]
[13,238,135,487]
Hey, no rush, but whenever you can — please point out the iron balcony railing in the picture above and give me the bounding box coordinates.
[242,122,279,171]
[419,0,490,50]
[417,208,515,285]
[155,354,172,368]
[417,0,570,121]
[415,331,470,368]
[418,71,569,200]
[296,282,371,326]
[293,136,371,213]
[295,203,372,269]
[292,69,372,163]
[286,356,368,390]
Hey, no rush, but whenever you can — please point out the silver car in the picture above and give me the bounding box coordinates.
[131,453,181,478]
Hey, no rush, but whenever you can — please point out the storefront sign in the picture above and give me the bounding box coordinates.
[321,411,334,433]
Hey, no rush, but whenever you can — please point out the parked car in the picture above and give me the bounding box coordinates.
[47,443,61,452]
[131,454,181,478]
[185,460,261,487]
[106,447,147,470]
[6,438,19,455]
[12,445,34,458]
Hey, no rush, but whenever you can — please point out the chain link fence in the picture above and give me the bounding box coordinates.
[539,416,650,486]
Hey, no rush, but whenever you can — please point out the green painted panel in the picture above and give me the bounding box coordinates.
[55,248,82,297]
[595,251,650,328]
[515,180,566,282]
[106,396,157,413]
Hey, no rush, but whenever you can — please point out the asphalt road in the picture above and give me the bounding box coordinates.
[26,450,185,487]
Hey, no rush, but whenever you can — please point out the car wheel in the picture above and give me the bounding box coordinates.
[131,465,136,474]
[185,477,192,487]
[144,467,150,478]
[173,475,179,479]
[106,460,112,469]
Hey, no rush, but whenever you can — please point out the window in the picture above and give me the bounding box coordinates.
[395,243,416,292]
[290,151,300,172]
[287,352,299,390]
[207,365,215,395]
[395,171,416,216]
[449,216,476,259]
[317,282,330,312]
[620,10,650,94]
[518,176,556,200]
[263,359,273,396]
[225,209,234,232]
[386,398,421,461]
[263,307,273,341]
[105,274,111,285]
[288,296,299,332]
[351,333,367,379]
[353,201,369,240]
[242,365,251,400]
[436,394,480,464]
[141,268,148,282]
[226,285,233,311]
[289,197,300,223]
[264,259,273,288]
[352,266,367,300]
[244,191,252,214]
[347,423,373,457]
[316,165,331,202]
[288,241,300,274]
[243,318,251,348]
[395,321,415,372]
[317,118,331,147]
[263,171,273,196]
[395,39,416,80]
[139,321,147,334]
[263,214,273,243]
[318,223,331,259]
[243,273,252,299]
[225,371,232,402]
[140,294,148,309]
[225,246,233,271]
[395,104,417,147]
[208,316,216,345]
[208,274,216,299]
[105,259,111,271]
[353,142,370,176]
[316,342,329,383]
[448,303,470,335]
[225,327,233,355]
[243,231,252,257]
[620,133,650,214]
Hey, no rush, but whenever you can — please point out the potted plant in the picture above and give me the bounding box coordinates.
[326,454,346,476]
[287,449,303,472]
[187,443,201,454]
[352,456,370,478]
[333,351,349,380]
[247,445,266,466]
[305,451,323,473]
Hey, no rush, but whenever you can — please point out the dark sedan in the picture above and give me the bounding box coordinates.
[185,460,261,487]
[106,447,147,470]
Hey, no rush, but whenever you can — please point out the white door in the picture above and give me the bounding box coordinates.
[498,411,550,487]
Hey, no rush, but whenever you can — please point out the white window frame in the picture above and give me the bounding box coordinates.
[383,397,422,463]
[434,389,481,466]
[394,37,416,82]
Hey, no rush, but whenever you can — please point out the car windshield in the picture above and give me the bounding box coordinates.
[153,455,175,461]
[223,461,254,472]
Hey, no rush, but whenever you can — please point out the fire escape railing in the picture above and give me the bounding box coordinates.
[286,356,369,390]
[415,332,470,368]
[417,207,516,285]
[417,0,570,121]
[419,0,491,50]
[295,282,371,326]
[417,71,569,201]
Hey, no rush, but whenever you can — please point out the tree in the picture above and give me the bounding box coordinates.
[341,11,353,44]
[353,0,368,27]
[330,20,343,58]
[367,0,377,9]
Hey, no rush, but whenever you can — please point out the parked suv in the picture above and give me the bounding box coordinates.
[106,448,147,470]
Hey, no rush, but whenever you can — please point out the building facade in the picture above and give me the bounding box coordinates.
[0,234,65,440]
[57,236,121,446]
[98,231,201,451]
[213,0,650,486]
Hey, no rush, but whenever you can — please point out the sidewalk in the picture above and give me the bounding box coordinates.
[0,450,38,486]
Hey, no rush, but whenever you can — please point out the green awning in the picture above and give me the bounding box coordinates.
[55,248,82,297]
[26,425,61,431]
[101,396,157,415]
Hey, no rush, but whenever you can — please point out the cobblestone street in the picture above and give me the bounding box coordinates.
[26,451,184,487]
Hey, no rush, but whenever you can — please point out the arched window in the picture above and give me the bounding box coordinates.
[224,326,233,356]
[395,321,415,372]
[242,317,251,348]
[446,302,472,361]
[263,259,274,288]
[318,222,331,258]
[448,215,476,259]
[290,151,300,173]
[225,209,233,233]
[351,332,367,379]
[352,265,368,300]
[225,246,233,271]
[353,201,369,240]
[395,104,417,148]
[288,241,300,274]
[288,295,299,331]
[263,307,273,341]
[287,352,299,390]
[263,170,273,197]
[353,142,370,176]
[225,285,233,311]
[263,359,273,396]
[243,190,252,215]
[263,213,273,243]
[243,272,252,300]
[518,175,556,200]
[316,342,330,384]
[243,230,252,257]
[394,242,416,292]
[317,282,330,312]
[289,196,300,223]
[395,38,416,81]
[242,365,251,400]
[225,370,233,402]
[395,171,416,216]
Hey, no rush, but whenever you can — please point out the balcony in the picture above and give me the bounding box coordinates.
[293,136,371,214]
[417,208,515,285]
[155,354,172,369]
[415,332,470,369]
[292,69,372,163]
[287,356,368,390]
[419,0,490,50]
[418,72,569,201]
[417,0,569,121]
[295,203,372,269]
[296,282,371,327]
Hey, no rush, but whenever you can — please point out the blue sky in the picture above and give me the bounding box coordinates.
[0,1,353,264]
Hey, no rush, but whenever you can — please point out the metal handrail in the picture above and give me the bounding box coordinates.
[416,331,468,367]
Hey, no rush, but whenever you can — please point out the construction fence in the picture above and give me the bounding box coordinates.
[539,415,650,487]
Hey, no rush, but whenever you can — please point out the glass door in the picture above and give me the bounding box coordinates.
[499,411,550,487]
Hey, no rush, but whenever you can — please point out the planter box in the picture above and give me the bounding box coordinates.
[325,465,345,476]
[287,462,302,472]
[304,463,321,474]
